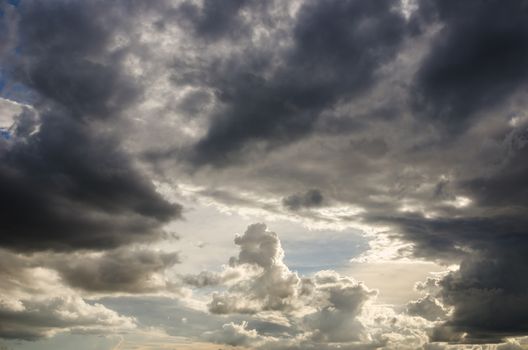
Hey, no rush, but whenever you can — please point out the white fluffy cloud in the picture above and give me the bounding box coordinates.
[189,223,439,350]
[207,223,306,314]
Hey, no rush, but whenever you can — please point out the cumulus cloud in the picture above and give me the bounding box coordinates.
[176,0,258,41]
[208,223,305,314]
[406,295,447,321]
[304,271,376,343]
[188,224,436,350]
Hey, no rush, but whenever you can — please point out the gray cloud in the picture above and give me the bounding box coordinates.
[0,0,181,252]
[208,223,304,314]
[0,295,136,341]
[366,120,528,342]
[3,0,528,347]
[303,271,376,344]
[0,249,136,341]
[189,0,407,165]
[52,249,181,294]
[167,0,528,342]
[412,0,528,131]
[283,189,324,211]
[406,295,447,321]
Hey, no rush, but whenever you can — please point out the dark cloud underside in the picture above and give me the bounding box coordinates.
[412,0,528,131]
[191,0,407,165]
[0,0,181,252]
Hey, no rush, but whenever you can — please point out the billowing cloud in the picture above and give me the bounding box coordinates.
[190,224,437,350]
[189,0,408,164]
[0,0,181,252]
[202,321,273,347]
[406,295,447,321]
[208,223,305,314]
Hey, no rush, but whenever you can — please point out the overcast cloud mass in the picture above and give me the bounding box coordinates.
[1,0,528,349]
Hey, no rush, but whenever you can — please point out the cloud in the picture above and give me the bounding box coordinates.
[368,212,528,342]
[412,0,528,131]
[0,295,136,341]
[189,0,408,165]
[0,0,181,252]
[162,0,528,343]
[368,125,528,340]
[202,321,272,347]
[208,223,304,314]
[181,269,242,288]
[52,248,181,294]
[406,294,447,321]
[2,0,528,347]
[0,249,136,341]
[283,189,324,211]
[303,271,376,344]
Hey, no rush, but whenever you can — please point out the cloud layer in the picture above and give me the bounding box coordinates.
[1,0,528,348]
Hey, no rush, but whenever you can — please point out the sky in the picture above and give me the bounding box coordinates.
[1,0,528,349]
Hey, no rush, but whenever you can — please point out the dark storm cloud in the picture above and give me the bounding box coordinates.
[283,189,324,211]
[0,295,135,341]
[363,116,528,342]
[412,0,528,131]
[438,246,528,343]
[371,212,528,342]
[349,138,389,159]
[435,130,528,341]
[15,0,140,119]
[3,0,528,346]
[0,0,181,251]
[190,0,407,165]
[0,112,179,251]
[0,249,137,341]
[374,212,528,261]
[463,127,528,209]
[347,1,528,340]
[166,0,528,342]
